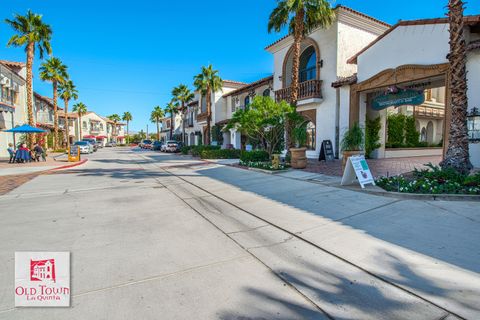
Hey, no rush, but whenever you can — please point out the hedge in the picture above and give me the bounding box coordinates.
[191,145,221,156]
[240,150,270,162]
[200,149,241,159]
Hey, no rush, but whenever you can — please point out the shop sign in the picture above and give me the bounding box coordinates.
[341,155,375,188]
[372,89,425,110]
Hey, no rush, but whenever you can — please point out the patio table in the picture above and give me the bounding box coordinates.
[14,149,31,163]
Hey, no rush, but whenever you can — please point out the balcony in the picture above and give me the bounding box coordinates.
[196,112,208,122]
[414,106,445,119]
[275,80,323,102]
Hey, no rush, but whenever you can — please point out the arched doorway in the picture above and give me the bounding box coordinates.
[189,132,195,146]
[426,121,434,144]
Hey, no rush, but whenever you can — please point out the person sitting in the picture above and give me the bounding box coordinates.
[17,144,31,163]
[7,143,15,163]
[33,144,46,162]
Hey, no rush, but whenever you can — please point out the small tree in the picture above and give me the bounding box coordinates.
[227,96,292,158]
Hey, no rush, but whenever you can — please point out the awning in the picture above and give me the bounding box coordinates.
[83,135,96,138]
[96,135,107,139]
[117,136,125,139]
[3,124,46,133]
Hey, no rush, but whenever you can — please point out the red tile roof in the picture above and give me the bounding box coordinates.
[223,75,273,97]
[264,5,391,50]
[0,60,25,68]
[331,74,358,88]
[348,15,480,64]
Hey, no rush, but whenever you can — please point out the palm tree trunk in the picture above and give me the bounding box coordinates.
[127,121,129,144]
[206,87,211,145]
[79,114,83,139]
[26,42,35,149]
[156,120,160,141]
[65,100,70,150]
[53,81,59,150]
[441,0,472,173]
[170,114,174,140]
[181,102,185,144]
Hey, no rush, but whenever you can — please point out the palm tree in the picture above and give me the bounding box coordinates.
[122,112,133,144]
[72,102,88,140]
[172,84,194,144]
[165,101,179,140]
[194,65,223,145]
[150,106,165,141]
[58,80,78,149]
[268,0,334,106]
[5,10,52,148]
[440,0,472,174]
[39,57,69,149]
[107,114,121,142]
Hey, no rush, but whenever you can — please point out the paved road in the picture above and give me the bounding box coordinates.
[0,148,478,319]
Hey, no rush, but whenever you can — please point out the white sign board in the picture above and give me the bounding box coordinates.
[15,252,70,307]
[341,155,375,188]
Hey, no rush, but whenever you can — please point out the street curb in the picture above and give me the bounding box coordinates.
[49,159,88,171]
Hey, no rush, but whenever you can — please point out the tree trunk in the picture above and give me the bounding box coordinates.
[53,81,59,150]
[156,120,160,141]
[441,0,472,173]
[127,121,129,144]
[113,122,117,142]
[26,42,35,149]
[170,114,174,140]
[65,100,70,150]
[181,102,186,144]
[206,87,211,145]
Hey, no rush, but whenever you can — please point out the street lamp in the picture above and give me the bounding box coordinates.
[467,107,480,142]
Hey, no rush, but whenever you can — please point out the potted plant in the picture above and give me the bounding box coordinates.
[289,113,308,169]
[341,122,364,170]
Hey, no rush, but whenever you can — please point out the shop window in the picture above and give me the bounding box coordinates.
[306,121,316,150]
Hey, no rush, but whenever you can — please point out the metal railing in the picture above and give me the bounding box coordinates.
[275,79,323,102]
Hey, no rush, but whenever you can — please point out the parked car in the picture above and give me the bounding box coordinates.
[161,140,179,153]
[152,140,163,151]
[74,141,94,154]
[82,138,98,152]
[141,139,153,149]
[105,141,117,147]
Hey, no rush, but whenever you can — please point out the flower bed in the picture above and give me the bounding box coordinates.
[376,164,480,195]
[239,160,289,171]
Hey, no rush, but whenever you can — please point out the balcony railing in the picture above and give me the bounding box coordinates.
[415,106,445,118]
[275,80,323,102]
[196,112,208,122]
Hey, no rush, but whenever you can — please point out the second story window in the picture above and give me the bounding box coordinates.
[201,95,207,113]
[299,46,317,83]
[263,89,270,97]
[83,121,87,129]
[244,96,251,110]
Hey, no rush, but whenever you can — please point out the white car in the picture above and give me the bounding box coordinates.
[161,140,179,152]
[74,141,94,154]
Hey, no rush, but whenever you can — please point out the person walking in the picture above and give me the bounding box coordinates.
[7,143,15,163]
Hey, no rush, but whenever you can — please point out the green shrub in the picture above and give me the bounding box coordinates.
[240,150,270,162]
[180,146,193,155]
[387,113,406,146]
[464,172,480,187]
[365,116,381,158]
[191,145,221,157]
[239,160,288,171]
[405,116,420,147]
[341,122,364,151]
[200,149,241,159]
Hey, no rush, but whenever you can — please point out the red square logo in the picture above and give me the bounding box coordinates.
[30,259,56,282]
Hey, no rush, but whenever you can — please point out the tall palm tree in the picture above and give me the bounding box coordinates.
[440,0,472,173]
[39,57,69,149]
[172,84,194,144]
[58,80,78,149]
[122,112,133,144]
[5,10,52,148]
[150,106,165,141]
[72,102,88,140]
[268,0,334,106]
[108,114,121,142]
[165,101,179,140]
[193,65,223,145]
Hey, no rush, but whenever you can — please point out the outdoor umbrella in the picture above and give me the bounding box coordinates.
[3,124,47,148]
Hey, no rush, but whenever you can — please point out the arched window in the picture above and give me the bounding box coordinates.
[244,96,250,110]
[299,46,316,83]
[262,89,270,97]
[306,121,316,150]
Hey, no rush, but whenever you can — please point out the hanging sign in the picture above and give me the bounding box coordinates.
[318,140,334,161]
[372,89,425,111]
[341,155,375,188]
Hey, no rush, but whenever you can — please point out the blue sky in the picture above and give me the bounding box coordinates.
[0,0,478,131]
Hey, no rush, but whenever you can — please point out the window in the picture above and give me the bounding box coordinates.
[299,46,316,83]
[83,121,87,129]
[262,89,270,97]
[306,121,316,150]
[201,95,207,113]
[244,96,250,110]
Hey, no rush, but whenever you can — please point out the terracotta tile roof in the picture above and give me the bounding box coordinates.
[348,15,480,64]
[223,75,273,97]
[264,5,391,50]
[58,112,78,119]
[468,39,480,52]
[215,119,231,126]
[331,74,358,88]
[0,60,25,68]
[222,80,249,89]
[34,92,54,106]
[188,100,199,106]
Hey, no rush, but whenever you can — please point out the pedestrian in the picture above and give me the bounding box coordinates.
[7,143,15,163]
[33,143,46,161]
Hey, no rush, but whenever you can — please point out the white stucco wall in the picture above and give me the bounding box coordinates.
[357,24,450,82]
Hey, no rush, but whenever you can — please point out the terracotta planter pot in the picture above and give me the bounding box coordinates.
[342,150,364,171]
[290,147,307,169]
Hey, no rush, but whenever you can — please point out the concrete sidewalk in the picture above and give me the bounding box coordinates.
[159,159,480,319]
